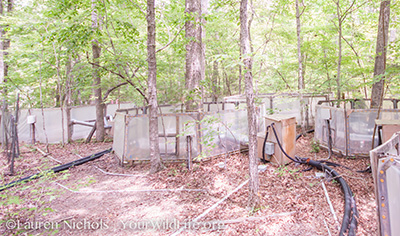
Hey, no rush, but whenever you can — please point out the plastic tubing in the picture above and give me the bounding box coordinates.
[268,123,357,235]
[0,148,112,192]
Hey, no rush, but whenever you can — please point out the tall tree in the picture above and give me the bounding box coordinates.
[0,0,4,88]
[185,0,203,111]
[91,0,105,142]
[335,0,343,100]
[147,0,164,174]
[333,0,357,100]
[240,0,260,210]
[0,0,12,89]
[371,1,390,108]
[296,0,306,133]
[0,0,13,148]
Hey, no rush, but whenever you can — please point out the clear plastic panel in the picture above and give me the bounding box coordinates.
[348,110,379,154]
[380,111,400,120]
[178,115,198,158]
[225,103,236,110]
[16,110,30,143]
[309,97,327,125]
[331,108,346,152]
[207,104,222,112]
[112,113,126,160]
[200,111,242,157]
[116,103,136,110]
[70,106,96,140]
[273,97,301,122]
[314,106,346,152]
[158,116,177,156]
[125,116,150,161]
[314,106,325,143]
[31,108,67,143]
[382,100,394,109]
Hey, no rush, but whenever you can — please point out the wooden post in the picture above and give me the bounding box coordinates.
[14,93,20,157]
[176,116,180,157]
[186,135,192,170]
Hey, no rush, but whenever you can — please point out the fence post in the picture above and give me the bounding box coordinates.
[186,135,192,170]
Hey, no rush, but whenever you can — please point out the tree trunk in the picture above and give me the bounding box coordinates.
[238,53,242,95]
[371,1,390,109]
[240,0,260,210]
[0,0,12,89]
[185,0,203,112]
[296,0,306,133]
[65,57,73,142]
[336,1,342,101]
[92,0,105,142]
[147,0,164,174]
[212,59,218,102]
[0,0,4,87]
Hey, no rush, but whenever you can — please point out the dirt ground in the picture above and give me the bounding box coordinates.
[0,134,377,236]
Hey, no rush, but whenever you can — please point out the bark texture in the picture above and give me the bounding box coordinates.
[296,0,306,133]
[0,0,12,87]
[185,0,203,112]
[371,1,390,108]
[336,1,342,101]
[91,0,105,142]
[240,0,260,210]
[147,0,164,174]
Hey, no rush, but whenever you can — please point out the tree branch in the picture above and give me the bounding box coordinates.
[156,24,185,53]
[128,0,146,17]
[341,0,356,21]
[103,82,128,100]
[276,70,291,89]
[87,59,148,103]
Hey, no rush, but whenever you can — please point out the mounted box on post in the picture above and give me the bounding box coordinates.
[257,114,296,165]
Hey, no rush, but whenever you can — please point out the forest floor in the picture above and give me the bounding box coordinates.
[0,134,377,236]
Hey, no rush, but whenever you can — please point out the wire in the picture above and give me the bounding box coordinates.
[266,122,358,235]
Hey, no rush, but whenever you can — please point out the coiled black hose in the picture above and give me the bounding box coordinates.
[267,123,357,235]
[0,148,112,192]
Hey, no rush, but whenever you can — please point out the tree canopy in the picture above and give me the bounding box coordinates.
[0,0,399,108]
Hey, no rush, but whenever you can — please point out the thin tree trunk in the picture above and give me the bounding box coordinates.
[336,1,342,101]
[0,0,5,148]
[224,70,232,96]
[212,59,218,102]
[296,0,306,133]
[65,57,73,142]
[0,0,4,87]
[0,0,11,92]
[240,0,260,210]
[371,1,390,108]
[239,52,242,95]
[147,0,164,174]
[92,0,105,141]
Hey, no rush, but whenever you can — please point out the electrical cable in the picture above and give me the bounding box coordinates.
[0,148,112,192]
[293,122,370,173]
[295,129,315,141]
[267,123,358,235]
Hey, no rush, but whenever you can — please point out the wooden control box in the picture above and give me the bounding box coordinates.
[257,114,296,165]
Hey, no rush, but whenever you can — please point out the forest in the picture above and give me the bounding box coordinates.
[0,0,399,235]
[0,0,398,107]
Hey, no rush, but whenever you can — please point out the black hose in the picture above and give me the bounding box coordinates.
[0,148,112,192]
[295,129,315,141]
[270,124,302,163]
[268,123,357,235]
